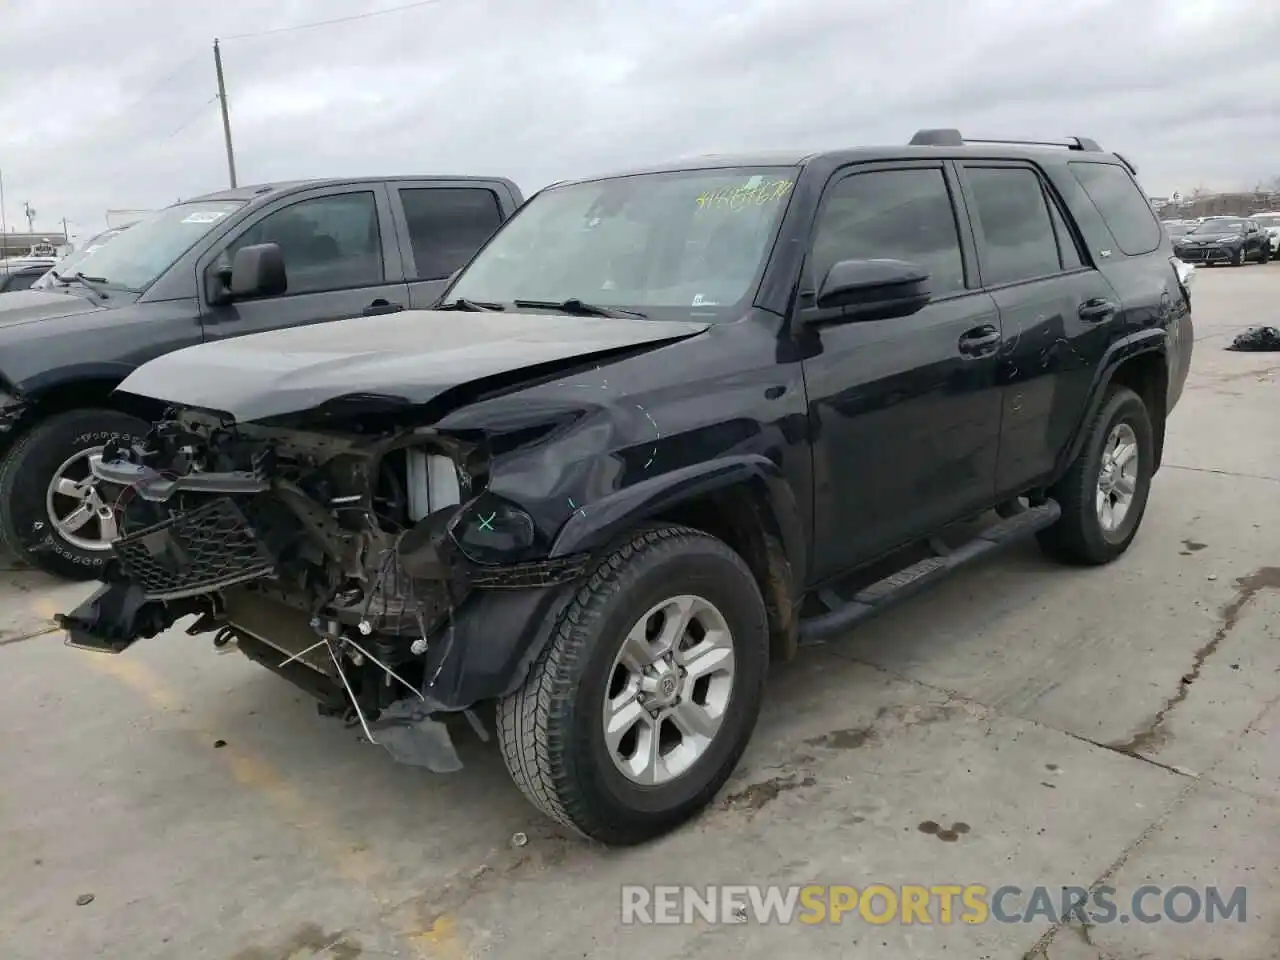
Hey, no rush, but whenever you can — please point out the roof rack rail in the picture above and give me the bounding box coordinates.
[909,129,1103,152]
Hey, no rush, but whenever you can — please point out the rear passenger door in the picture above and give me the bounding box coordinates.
[387,182,510,309]
[198,183,410,340]
[956,161,1120,495]
[800,162,1003,581]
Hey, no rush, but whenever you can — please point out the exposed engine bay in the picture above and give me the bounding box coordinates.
[57,407,590,771]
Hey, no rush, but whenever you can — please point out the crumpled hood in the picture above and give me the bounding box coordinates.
[0,289,103,329]
[116,308,710,423]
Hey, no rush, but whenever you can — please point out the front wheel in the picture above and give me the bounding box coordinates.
[0,409,148,580]
[1037,386,1154,565]
[1232,246,1247,266]
[497,525,769,844]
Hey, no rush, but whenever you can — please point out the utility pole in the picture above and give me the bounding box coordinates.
[213,39,238,188]
[23,201,34,234]
[62,217,69,242]
[0,167,7,257]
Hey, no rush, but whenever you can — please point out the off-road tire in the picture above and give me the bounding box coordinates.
[0,409,148,580]
[496,525,769,845]
[1037,386,1154,565]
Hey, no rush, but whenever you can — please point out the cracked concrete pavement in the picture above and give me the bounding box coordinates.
[1,266,1277,959]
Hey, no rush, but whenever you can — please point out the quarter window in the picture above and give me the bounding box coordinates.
[1068,161,1162,256]
[965,167,1062,285]
[811,168,966,297]
[226,192,384,296]
[398,188,504,281]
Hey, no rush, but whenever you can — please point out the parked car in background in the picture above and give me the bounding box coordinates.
[1161,220,1195,240]
[28,225,136,292]
[0,257,59,293]
[60,130,1192,844]
[1251,212,1280,255]
[0,174,523,579]
[1171,218,1272,266]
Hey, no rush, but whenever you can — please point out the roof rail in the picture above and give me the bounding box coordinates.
[909,129,1103,152]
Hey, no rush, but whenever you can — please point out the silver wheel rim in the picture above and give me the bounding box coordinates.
[1096,422,1139,535]
[45,447,119,552]
[602,594,736,786]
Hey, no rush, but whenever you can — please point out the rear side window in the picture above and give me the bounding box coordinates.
[1068,161,1161,256]
[399,188,504,281]
[965,167,1063,285]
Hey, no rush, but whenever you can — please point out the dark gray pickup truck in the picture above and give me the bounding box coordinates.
[0,175,523,578]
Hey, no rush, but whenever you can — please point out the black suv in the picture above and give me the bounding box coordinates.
[1172,217,1272,265]
[0,175,522,578]
[60,130,1192,845]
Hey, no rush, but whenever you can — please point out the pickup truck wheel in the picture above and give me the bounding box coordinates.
[496,525,769,845]
[1037,386,1154,565]
[0,409,148,580]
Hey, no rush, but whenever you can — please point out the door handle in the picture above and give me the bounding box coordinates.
[958,325,1000,356]
[363,299,404,317]
[1079,299,1118,323]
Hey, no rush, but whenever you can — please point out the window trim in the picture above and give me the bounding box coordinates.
[796,160,976,322]
[1067,159,1162,257]
[957,160,1089,291]
[395,185,504,282]
[198,185,394,307]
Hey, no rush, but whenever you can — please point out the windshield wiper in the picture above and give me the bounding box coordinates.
[512,298,647,319]
[436,298,505,312]
[51,271,111,299]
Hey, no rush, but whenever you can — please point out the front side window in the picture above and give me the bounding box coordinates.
[966,167,1063,285]
[446,166,798,318]
[399,187,504,281]
[59,200,243,292]
[224,192,384,296]
[1069,161,1162,255]
[810,168,966,296]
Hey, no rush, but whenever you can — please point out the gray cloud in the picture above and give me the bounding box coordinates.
[2,0,1277,241]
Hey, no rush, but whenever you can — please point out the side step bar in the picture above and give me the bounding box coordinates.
[798,500,1061,645]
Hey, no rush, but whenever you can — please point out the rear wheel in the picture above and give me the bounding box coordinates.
[0,409,148,580]
[1037,386,1154,565]
[497,525,769,844]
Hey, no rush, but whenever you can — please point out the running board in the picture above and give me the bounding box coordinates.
[798,500,1061,645]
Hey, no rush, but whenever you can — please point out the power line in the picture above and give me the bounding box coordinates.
[158,96,218,143]
[220,0,445,42]
[114,52,203,115]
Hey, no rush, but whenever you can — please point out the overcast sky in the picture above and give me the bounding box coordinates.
[2,0,1278,239]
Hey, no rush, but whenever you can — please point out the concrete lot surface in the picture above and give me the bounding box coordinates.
[2,266,1278,959]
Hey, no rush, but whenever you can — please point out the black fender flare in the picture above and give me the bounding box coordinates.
[548,453,807,585]
[1055,328,1168,479]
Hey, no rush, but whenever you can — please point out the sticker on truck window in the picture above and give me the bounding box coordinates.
[695,179,793,212]
[181,211,229,224]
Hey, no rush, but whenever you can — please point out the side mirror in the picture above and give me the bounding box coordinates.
[228,243,287,299]
[810,258,932,323]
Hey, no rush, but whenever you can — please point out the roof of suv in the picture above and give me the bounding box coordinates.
[557,129,1135,186]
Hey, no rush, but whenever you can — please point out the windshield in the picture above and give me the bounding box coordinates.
[57,200,243,291]
[446,166,799,318]
[1254,214,1280,226]
[1192,220,1244,234]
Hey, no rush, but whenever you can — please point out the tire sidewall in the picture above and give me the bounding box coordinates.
[1078,390,1154,557]
[566,541,768,829]
[1,412,148,579]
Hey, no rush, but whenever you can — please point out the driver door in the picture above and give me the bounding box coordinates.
[797,161,1003,583]
[197,183,410,340]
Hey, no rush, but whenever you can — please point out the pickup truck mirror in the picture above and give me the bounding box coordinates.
[811,258,932,322]
[228,243,287,300]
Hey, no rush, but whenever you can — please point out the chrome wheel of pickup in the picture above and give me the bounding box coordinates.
[1095,422,1139,535]
[46,447,119,552]
[603,594,736,786]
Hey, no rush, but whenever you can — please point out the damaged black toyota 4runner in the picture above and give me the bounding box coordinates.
[59,130,1193,845]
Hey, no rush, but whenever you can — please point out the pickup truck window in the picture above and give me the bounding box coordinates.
[966,166,1063,285]
[1068,161,1162,256]
[68,200,243,292]
[225,192,384,296]
[399,188,504,281]
[811,168,966,296]
[447,166,798,317]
